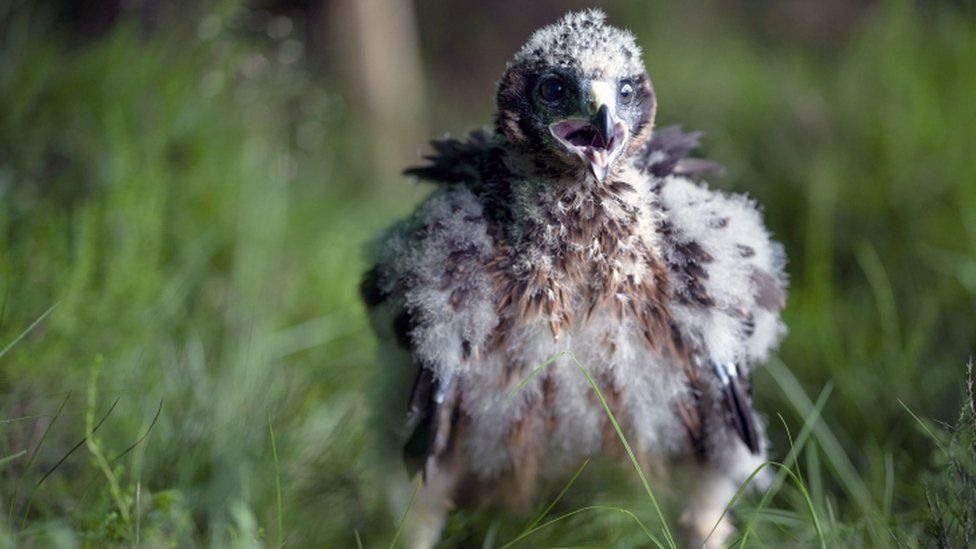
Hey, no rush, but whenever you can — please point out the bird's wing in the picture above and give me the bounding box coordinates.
[404,127,504,185]
[361,185,500,477]
[655,171,787,455]
[710,359,761,454]
[636,125,725,180]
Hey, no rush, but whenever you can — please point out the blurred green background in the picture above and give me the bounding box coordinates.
[1,0,974,546]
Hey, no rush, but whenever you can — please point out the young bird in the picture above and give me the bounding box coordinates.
[361,9,786,548]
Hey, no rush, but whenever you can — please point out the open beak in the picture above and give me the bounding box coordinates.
[549,81,626,181]
[594,104,613,147]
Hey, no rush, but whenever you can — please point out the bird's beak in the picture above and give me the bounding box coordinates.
[589,81,616,144]
[594,104,614,148]
[549,80,626,182]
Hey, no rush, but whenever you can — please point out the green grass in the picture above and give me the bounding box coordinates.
[1,0,974,546]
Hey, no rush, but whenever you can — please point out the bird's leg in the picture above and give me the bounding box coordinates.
[677,467,738,549]
[397,468,458,549]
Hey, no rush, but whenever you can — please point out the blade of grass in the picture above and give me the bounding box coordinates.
[269,413,284,549]
[855,243,902,361]
[508,505,664,549]
[21,396,119,528]
[719,412,810,546]
[882,452,894,519]
[109,400,163,464]
[507,351,675,548]
[779,412,806,487]
[733,381,833,546]
[482,520,500,549]
[568,353,677,549]
[0,409,87,425]
[507,351,569,401]
[0,303,57,360]
[522,458,591,535]
[897,399,948,454]
[0,450,27,467]
[7,390,71,521]
[69,400,164,517]
[389,474,422,549]
[498,505,662,549]
[805,443,823,520]
[135,481,141,546]
[716,461,826,548]
[766,357,878,517]
[0,280,10,329]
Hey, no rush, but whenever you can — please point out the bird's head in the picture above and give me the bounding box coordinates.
[496,9,656,182]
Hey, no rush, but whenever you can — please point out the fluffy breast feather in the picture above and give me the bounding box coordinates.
[655,176,788,366]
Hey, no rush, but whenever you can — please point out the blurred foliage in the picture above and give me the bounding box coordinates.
[0,2,413,545]
[0,0,974,547]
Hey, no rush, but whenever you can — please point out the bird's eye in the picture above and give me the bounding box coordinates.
[538,77,567,103]
[619,81,635,102]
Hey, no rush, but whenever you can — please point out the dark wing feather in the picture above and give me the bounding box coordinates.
[361,214,479,478]
[403,367,437,476]
[403,127,514,227]
[674,158,725,178]
[360,259,447,476]
[359,266,387,307]
[637,125,725,179]
[403,127,498,184]
[712,360,761,454]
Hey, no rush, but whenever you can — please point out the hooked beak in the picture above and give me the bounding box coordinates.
[594,104,613,147]
[549,81,626,181]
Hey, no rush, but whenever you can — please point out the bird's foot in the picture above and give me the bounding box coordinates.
[678,508,734,549]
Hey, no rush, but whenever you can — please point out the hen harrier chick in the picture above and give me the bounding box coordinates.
[362,9,786,548]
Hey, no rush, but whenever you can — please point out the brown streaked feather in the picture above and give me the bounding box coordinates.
[506,408,544,509]
[658,219,716,308]
[675,399,706,459]
[626,73,657,155]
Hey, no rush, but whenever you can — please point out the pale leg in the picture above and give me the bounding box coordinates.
[678,468,737,549]
[393,469,457,549]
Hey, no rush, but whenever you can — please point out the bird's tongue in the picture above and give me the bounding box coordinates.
[584,147,610,167]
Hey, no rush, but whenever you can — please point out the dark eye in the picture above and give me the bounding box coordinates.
[619,81,634,101]
[538,77,567,102]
